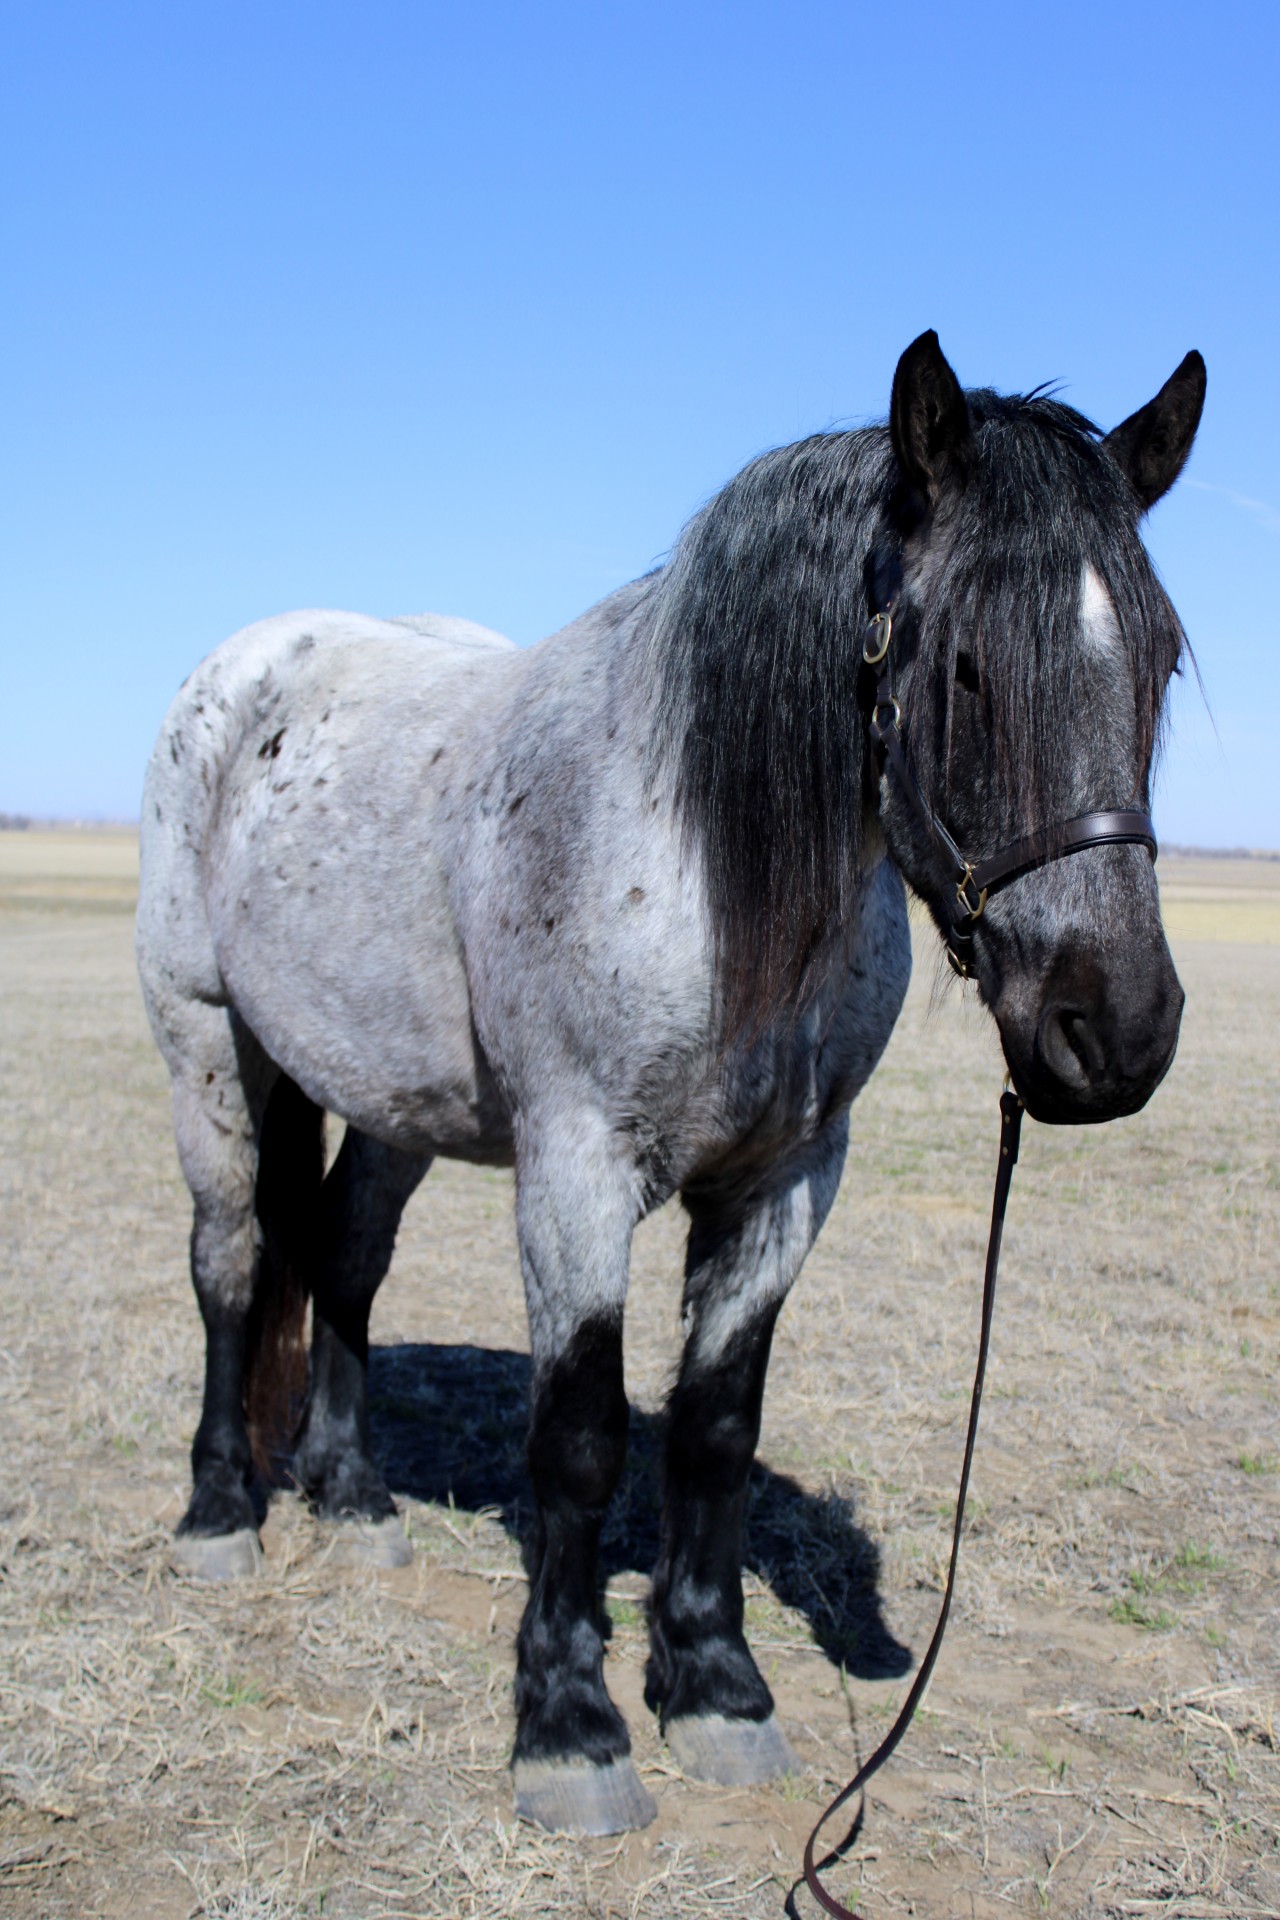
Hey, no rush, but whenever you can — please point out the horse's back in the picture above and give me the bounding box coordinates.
[386,611,515,655]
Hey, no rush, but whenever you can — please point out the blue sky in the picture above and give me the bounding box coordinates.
[1,1,1276,844]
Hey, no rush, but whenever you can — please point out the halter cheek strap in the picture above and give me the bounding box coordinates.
[864,605,1158,977]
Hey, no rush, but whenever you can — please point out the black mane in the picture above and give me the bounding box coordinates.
[649,392,1186,1035]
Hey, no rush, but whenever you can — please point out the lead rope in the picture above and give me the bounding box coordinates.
[801,1088,1024,1920]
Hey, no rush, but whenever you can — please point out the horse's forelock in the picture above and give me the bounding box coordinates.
[906,395,1185,819]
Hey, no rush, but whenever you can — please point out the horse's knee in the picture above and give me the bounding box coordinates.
[667,1391,759,1494]
[527,1317,628,1515]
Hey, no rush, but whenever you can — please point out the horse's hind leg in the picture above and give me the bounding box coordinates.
[167,1013,318,1579]
[292,1127,429,1564]
[647,1121,849,1784]
[509,1123,654,1835]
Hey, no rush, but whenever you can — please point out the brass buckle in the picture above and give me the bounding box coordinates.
[956,866,987,921]
[863,611,892,665]
[946,944,974,980]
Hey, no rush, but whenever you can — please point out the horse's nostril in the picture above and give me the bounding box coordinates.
[1038,1003,1104,1092]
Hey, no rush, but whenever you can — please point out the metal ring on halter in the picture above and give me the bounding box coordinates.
[956,866,988,921]
[870,695,900,742]
[863,611,892,665]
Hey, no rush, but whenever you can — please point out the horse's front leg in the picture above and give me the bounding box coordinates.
[511,1124,654,1835]
[647,1121,849,1784]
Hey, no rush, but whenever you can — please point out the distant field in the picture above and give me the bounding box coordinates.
[1,828,1277,1920]
[1159,856,1280,945]
[0,828,139,914]
[3,830,1277,939]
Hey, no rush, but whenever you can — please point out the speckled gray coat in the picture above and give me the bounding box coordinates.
[137,588,910,1358]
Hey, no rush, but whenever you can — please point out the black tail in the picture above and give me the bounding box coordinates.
[246,1074,325,1478]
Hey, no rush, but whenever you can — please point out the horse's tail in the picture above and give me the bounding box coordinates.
[246,1073,325,1478]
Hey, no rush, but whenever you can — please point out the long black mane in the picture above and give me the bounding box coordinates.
[650,393,1186,1035]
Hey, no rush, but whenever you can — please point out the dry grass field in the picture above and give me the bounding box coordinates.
[1,830,1277,1920]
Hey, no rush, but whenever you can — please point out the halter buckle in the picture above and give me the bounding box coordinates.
[956,866,987,921]
[863,610,893,665]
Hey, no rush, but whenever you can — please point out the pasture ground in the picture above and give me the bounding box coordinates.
[1,830,1277,1920]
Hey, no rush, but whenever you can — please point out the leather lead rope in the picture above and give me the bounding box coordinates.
[801,1089,1024,1920]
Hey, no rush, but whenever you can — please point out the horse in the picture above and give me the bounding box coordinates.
[136,331,1205,1837]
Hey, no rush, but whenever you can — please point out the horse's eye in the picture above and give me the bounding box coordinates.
[955,651,981,693]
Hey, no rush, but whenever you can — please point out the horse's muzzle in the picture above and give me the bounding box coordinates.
[997,947,1185,1126]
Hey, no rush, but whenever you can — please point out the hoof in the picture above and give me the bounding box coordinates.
[327,1514,413,1568]
[513,1756,657,1835]
[664,1711,797,1786]
[171,1528,263,1582]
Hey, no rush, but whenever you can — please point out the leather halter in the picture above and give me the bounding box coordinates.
[863,602,1158,976]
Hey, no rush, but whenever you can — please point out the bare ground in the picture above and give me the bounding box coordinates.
[1,833,1277,1920]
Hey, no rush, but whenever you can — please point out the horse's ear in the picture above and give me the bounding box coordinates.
[1103,351,1206,512]
[890,330,971,506]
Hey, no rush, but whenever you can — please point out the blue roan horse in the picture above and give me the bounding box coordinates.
[137,333,1205,1835]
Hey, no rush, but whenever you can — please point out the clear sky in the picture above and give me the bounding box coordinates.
[2,1,1276,844]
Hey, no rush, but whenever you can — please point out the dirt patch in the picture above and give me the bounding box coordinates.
[1,838,1277,1917]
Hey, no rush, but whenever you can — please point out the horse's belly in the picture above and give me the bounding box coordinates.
[211,860,510,1156]
[201,720,512,1159]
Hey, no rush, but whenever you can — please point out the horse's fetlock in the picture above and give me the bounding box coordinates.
[179,1471,258,1541]
[298,1448,394,1522]
[645,1622,772,1726]
[513,1676,631,1767]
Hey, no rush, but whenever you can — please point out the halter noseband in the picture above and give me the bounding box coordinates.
[864,602,1158,977]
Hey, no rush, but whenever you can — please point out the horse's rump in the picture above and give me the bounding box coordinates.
[139,609,520,1157]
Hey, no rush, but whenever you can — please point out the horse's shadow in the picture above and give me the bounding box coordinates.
[369,1342,911,1682]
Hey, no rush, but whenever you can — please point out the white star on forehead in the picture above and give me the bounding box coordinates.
[1081,563,1121,656]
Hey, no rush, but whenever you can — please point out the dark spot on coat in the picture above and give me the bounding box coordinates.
[545,917,555,934]
[170,736,182,764]
[508,792,526,815]
[627,886,645,905]
[258,727,287,761]
[206,1071,215,1084]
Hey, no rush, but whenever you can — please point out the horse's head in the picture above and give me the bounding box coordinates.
[876,332,1205,1125]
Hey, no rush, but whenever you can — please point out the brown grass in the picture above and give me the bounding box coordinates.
[1,834,1277,1919]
